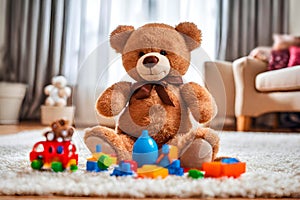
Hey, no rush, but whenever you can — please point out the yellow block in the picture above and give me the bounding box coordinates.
[169,145,178,161]
[137,165,169,179]
[89,153,117,164]
[92,152,106,160]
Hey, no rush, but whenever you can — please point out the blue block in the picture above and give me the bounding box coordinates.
[96,144,102,153]
[86,160,107,172]
[111,162,134,177]
[221,158,240,164]
[167,160,184,176]
[171,160,180,168]
[86,161,100,172]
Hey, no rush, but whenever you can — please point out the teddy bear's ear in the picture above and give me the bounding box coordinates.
[110,25,135,53]
[175,22,202,51]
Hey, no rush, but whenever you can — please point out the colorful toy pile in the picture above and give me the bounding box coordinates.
[30,125,246,179]
[84,130,246,179]
[86,144,117,172]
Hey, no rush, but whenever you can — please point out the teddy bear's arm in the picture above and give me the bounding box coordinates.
[96,81,132,117]
[44,85,54,95]
[180,82,217,124]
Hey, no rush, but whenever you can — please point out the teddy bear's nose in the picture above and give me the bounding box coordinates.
[143,56,159,68]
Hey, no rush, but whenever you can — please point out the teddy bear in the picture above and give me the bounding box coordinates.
[44,75,71,107]
[44,119,74,141]
[84,22,219,168]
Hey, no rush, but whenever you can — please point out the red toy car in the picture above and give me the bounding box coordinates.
[30,140,78,172]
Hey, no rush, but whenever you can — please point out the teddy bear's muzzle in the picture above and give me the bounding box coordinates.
[143,55,159,68]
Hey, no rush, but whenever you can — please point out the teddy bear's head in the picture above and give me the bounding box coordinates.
[51,75,67,89]
[110,22,201,82]
[44,119,74,141]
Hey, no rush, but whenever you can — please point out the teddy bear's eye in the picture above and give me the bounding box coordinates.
[160,50,167,56]
[139,52,145,57]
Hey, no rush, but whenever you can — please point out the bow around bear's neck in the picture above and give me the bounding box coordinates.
[131,75,183,106]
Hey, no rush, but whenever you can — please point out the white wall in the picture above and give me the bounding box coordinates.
[289,0,300,34]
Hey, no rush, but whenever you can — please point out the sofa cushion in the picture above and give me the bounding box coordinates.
[288,46,300,67]
[268,49,290,70]
[255,65,300,92]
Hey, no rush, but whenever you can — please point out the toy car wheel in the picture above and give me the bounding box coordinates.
[70,164,78,172]
[31,159,43,170]
[51,162,64,172]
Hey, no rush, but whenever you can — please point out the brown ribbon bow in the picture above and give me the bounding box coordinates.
[131,76,183,107]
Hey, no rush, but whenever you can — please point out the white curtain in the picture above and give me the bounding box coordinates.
[72,0,218,126]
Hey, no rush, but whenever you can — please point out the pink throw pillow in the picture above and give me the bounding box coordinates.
[288,46,300,67]
[268,49,290,70]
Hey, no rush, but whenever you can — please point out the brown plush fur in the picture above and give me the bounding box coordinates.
[84,22,219,167]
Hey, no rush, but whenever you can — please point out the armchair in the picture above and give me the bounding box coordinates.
[233,56,300,131]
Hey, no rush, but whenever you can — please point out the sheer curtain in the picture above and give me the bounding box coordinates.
[73,0,218,126]
[1,0,77,120]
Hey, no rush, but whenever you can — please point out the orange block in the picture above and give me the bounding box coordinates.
[222,162,246,178]
[202,161,246,178]
[202,162,222,177]
[137,165,169,179]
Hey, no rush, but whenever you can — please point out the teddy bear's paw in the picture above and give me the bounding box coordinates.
[84,126,128,158]
[180,138,212,168]
[194,127,220,160]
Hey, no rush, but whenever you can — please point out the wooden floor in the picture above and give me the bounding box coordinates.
[0,121,298,199]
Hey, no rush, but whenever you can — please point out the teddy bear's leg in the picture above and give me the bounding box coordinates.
[84,126,133,161]
[55,98,67,107]
[45,97,55,106]
[180,128,219,168]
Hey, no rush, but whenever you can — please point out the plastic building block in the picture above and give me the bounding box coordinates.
[221,158,239,164]
[86,145,118,172]
[132,130,158,167]
[202,159,246,178]
[169,145,178,161]
[122,160,138,172]
[111,162,134,177]
[188,169,204,179]
[86,160,101,172]
[167,160,184,176]
[89,144,117,165]
[70,164,78,172]
[96,144,102,152]
[98,154,113,170]
[137,165,169,179]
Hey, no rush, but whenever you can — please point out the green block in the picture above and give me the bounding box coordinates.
[97,155,112,170]
[188,169,204,179]
[31,159,43,170]
[70,164,78,172]
[51,162,64,172]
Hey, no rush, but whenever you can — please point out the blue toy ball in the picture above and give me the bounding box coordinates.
[132,130,158,167]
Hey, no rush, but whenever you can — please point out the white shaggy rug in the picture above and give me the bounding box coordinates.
[0,129,299,198]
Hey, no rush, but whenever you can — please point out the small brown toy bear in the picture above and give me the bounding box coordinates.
[84,22,219,168]
[44,119,74,141]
